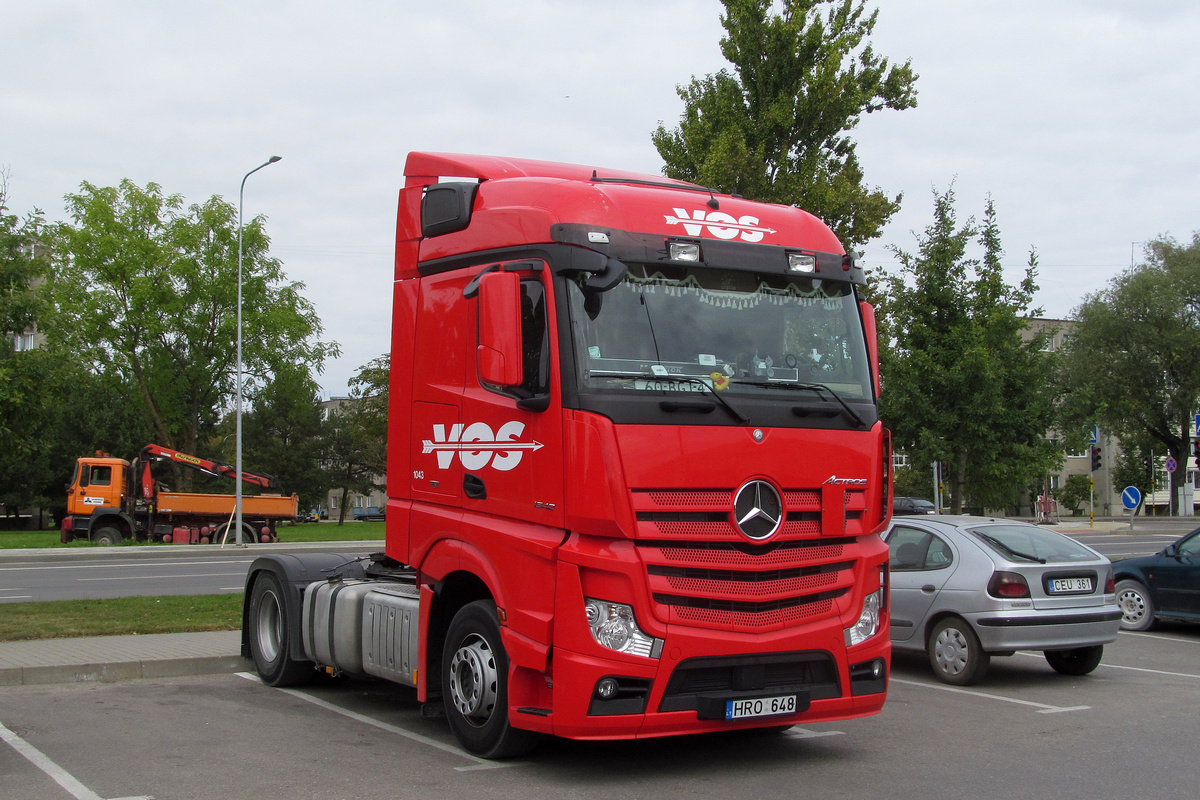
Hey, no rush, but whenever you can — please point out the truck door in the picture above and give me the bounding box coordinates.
[459,261,565,530]
[67,459,125,516]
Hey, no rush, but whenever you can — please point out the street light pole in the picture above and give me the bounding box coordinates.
[236,155,281,546]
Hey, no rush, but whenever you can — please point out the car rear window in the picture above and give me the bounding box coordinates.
[966,524,1098,564]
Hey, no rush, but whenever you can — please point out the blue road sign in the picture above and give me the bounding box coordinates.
[1122,486,1142,510]
[1167,456,1178,473]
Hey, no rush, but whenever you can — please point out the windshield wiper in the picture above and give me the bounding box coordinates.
[589,369,750,424]
[729,379,866,429]
[976,532,1046,564]
[668,377,750,424]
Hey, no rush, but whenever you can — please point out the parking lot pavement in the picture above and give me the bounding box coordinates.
[3,626,1199,800]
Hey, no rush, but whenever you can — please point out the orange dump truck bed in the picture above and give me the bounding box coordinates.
[156,492,298,519]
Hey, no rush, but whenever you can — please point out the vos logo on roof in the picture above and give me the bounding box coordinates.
[665,208,777,243]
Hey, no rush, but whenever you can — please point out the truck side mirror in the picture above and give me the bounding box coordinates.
[477,271,524,387]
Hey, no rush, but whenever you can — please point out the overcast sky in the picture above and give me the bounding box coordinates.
[4,1,1198,395]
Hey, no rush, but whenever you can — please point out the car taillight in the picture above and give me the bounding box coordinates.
[1104,568,1115,593]
[987,571,1030,598]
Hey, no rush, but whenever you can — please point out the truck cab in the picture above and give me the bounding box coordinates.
[64,456,131,543]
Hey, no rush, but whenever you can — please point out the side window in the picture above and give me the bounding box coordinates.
[90,466,112,486]
[888,526,954,571]
[1177,532,1200,558]
[518,278,550,399]
[888,526,931,571]
[80,464,91,488]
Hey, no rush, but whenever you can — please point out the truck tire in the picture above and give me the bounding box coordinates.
[216,522,258,545]
[91,526,122,546]
[248,572,313,686]
[442,600,537,759]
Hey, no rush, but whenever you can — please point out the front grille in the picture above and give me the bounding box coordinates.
[658,651,842,713]
[632,487,865,631]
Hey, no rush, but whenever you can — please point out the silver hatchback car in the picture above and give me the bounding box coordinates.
[885,516,1121,685]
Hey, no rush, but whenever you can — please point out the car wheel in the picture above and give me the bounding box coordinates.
[928,617,990,685]
[248,572,313,686]
[1044,645,1104,676]
[1115,579,1155,631]
[442,600,538,759]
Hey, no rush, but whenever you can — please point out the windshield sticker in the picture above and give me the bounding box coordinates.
[665,208,776,242]
[423,422,542,471]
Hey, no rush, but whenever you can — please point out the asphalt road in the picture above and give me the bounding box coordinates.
[0,542,382,602]
[4,518,1195,603]
[3,622,1197,800]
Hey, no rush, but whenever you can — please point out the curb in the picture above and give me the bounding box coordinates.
[0,655,254,687]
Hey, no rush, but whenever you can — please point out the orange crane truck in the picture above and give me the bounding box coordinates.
[61,444,297,545]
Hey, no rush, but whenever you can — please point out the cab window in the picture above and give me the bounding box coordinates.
[89,465,113,486]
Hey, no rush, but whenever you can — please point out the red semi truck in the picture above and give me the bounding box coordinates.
[243,152,893,757]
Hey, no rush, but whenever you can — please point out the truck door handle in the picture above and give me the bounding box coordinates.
[463,473,487,500]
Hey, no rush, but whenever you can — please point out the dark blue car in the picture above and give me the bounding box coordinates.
[1114,526,1200,630]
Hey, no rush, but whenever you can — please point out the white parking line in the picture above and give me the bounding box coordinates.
[889,677,1090,714]
[782,727,844,739]
[0,718,152,800]
[236,672,525,771]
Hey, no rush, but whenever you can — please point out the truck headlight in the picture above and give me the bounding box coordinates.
[844,588,883,646]
[584,598,662,658]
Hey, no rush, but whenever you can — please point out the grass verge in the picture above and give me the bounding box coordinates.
[0,594,244,642]
[0,520,385,549]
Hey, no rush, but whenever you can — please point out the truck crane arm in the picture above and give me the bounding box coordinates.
[139,444,280,493]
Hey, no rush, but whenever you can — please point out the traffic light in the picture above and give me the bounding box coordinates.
[1145,456,1153,477]
[1193,440,1200,463]
[1090,446,1102,471]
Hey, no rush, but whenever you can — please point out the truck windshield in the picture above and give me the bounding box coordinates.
[565,263,873,404]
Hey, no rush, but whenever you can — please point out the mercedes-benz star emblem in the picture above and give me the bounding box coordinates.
[733,480,783,541]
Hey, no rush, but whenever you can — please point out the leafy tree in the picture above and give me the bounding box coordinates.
[47,180,337,484]
[878,187,1060,514]
[1054,474,1091,516]
[1059,234,1200,513]
[239,364,332,512]
[325,354,389,525]
[652,0,917,250]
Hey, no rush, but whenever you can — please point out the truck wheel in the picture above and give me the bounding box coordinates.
[248,572,313,686]
[442,600,537,759]
[91,526,122,546]
[216,522,257,545]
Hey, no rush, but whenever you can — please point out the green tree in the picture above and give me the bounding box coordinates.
[652,0,917,250]
[1059,234,1200,514]
[239,365,332,512]
[325,355,389,525]
[47,180,337,480]
[878,187,1060,514]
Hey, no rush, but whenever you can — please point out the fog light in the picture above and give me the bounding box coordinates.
[596,677,619,699]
